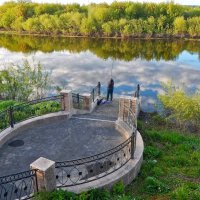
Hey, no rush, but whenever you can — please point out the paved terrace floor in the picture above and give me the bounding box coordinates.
[0,100,122,177]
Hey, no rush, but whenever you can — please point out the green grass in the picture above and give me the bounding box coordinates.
[125,121,200,199]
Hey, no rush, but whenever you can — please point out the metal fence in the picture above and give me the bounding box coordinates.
[0,95,63,132]
[122,105,137,132]
[0,170,38,200]
[72,93,85,109]
[55,136,132,188]
[91,82,101,103]
[0,109,10,132]
[55,103,136,188]
[134,84,140,98]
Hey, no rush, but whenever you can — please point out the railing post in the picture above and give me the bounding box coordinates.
[92,89,95,102]
[77,93,80,109]
[131,134,135,159]
[97,82,101,96]
[30,157,56,192]
[9,106,14,128]
[137,84,140,98]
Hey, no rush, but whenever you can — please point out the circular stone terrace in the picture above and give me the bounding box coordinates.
[0,111,124,177]
[0,100,122,175]
[0,90,143,197]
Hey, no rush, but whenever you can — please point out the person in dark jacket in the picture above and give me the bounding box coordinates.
[107,79,114,101]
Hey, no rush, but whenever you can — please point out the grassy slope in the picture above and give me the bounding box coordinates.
[126,121,200,200]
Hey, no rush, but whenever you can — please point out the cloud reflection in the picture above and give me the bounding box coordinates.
[0,47,200,111]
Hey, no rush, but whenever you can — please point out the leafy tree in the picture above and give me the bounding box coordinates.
[157,15,167,33]
[187,17,200,37]
[0,60,50,101]
[0,1,199,37]
[0,10,16,29]
[23,17,41,32]
[173,16,187,34]
[102,22,112,36]
[11,16,24,31]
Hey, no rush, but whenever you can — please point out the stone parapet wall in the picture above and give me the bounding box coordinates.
[118,96,141,120]
[60,90,99,115]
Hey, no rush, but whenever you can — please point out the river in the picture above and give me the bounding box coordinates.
[0,35,199,111]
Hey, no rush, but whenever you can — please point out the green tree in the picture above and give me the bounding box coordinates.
[173,16,186,34]
[187,17,200,37]
[0,10,16,29]
[23,17,41,32]
[0,60,50,101]
[11,16,24,31]
[102,22,112,36]
[157,15,167,33]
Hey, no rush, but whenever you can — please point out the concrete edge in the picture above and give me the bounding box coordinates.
[115,119,133,139]
[0,111,70,148]
[63,131,144,193]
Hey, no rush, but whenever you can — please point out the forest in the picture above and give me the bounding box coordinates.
[0,1,200,38]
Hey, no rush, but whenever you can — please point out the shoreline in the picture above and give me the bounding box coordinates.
[0,31,200,41]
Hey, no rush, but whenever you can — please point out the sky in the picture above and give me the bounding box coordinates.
[0,0,200,6]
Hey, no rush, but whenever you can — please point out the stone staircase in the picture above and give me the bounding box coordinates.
[73,99,119,121]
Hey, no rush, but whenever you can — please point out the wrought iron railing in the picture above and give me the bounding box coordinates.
[122,105,137,132]
[0,170,38,200]
[0,109,10,132]
[55,136,132,188]
[91,82,101,103]
[134,84,140,98]
[0,95,63,132]
[72,93,85,109]
[122,104,137,155]
[55,102,137,188]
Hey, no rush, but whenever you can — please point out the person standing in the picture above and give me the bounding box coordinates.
[107,79,114,101]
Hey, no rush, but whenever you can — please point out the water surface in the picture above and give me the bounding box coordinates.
[0,35,199,111]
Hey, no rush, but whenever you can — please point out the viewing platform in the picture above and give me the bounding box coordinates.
[0,83,143,199]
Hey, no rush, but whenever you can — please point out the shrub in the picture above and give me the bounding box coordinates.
[144,176,169,194]
[112,194,136,200]
[0,100,17,111]
[158,81,200,131]
[171,186,190,200]
[112,181,125,195]
[144,146,161,159]
[34,190,77,200]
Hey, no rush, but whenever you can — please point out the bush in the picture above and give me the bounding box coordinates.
[112,194,135,200]
[144,146,161,159]
[112,181,125,195]
[144,176,169,194]
[171,186,190,200]
[0,100,17,111]
[88,189,110,200]
[158,81,200,131]
[34,190,77,200]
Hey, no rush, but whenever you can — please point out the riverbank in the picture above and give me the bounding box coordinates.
[0,31,200,40]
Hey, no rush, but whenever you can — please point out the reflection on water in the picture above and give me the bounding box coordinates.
[0,35,199,111]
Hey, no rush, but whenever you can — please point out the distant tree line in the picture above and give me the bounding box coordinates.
[0,1,200,37]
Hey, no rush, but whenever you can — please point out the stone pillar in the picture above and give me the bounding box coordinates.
[30,157,56,192]
[60,90,73,113]
[82,93,91,111]
[118,96,139,120]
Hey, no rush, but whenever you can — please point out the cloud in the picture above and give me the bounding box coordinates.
[0,47,200,112]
